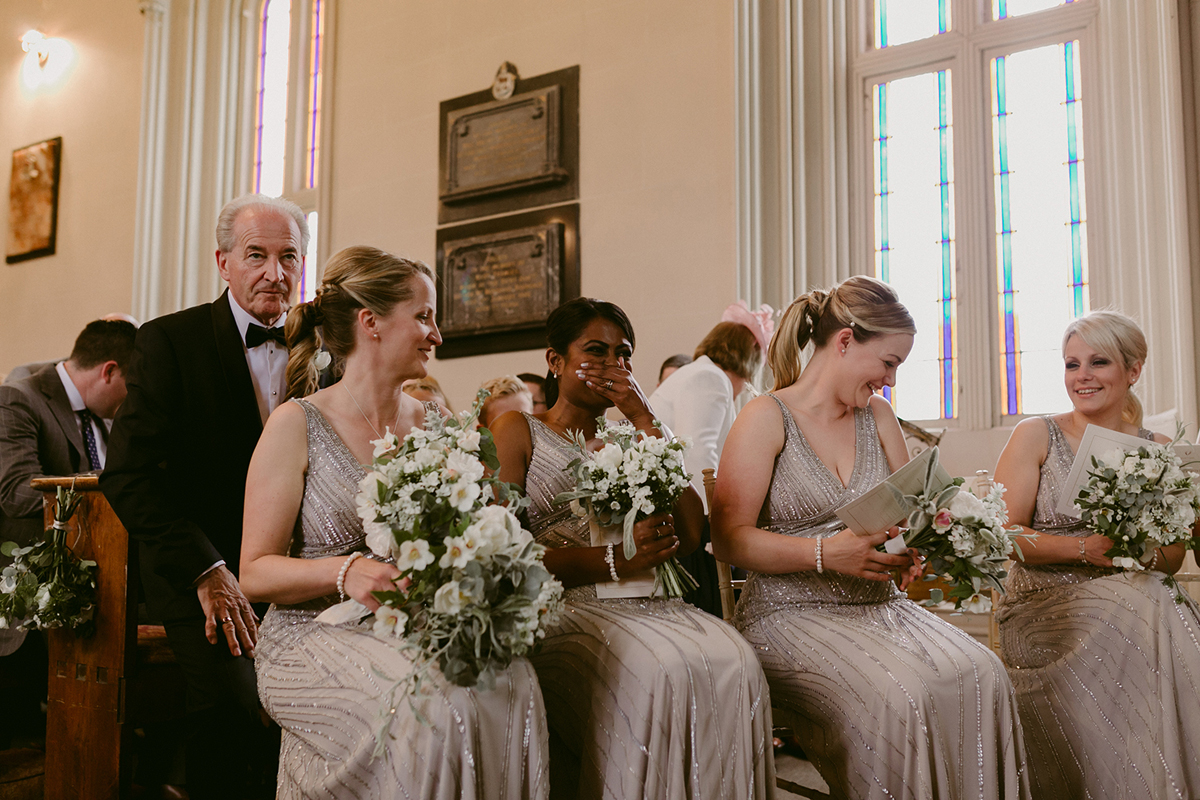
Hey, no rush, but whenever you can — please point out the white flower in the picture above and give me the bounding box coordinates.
[363,519,394,559]
[414,447,443,469]
[444,449,485,484]
[448,480,481,512]
[962,593,993,614]
[372,431,400,459]
[0,573,15,594]
[947,491,987,521]
[34,584,51,610]
[396,538,435,572]
[433,580,475,615]
[372,605,408,638]
[594,443,624,472]
[439,535,477,570]
[1112,556,1141,570]
[312,349,332,371]
[456,429,481,452]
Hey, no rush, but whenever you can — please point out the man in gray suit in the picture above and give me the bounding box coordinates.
[0,319,137,549]
[3,313,139,385]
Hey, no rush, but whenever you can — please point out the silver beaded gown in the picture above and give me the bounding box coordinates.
[996,417,1200,799]
[255,399,550,800]
[733,396,1029,800]
[520,413,775,800]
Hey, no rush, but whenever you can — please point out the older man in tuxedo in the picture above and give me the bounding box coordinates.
[101,194,307,799]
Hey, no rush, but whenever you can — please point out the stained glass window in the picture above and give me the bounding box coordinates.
[253,0,291,197]
[993,0,1075,21]
[874,0,949,49]
[304,0,324,190]
[873,70,957,421]
[992,41,1089,416]
[298,211,319,303]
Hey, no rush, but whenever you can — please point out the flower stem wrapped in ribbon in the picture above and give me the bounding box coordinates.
[1072,425,1200,600]
[553,418,699,598]
[883,449,1028,613]
[0,485,97,636]
[319,390,563,755]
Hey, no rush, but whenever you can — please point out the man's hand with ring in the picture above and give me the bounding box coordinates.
[197,564,259,657]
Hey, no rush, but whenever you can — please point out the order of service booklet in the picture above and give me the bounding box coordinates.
[835,446,953,538]
[1053,424,1200,519]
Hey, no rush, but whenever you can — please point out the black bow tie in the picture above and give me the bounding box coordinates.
[246,323,287,348]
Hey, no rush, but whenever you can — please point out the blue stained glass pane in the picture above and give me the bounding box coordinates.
[991,41,1089,417]
[874,0,950,49]
[872,70,957,420]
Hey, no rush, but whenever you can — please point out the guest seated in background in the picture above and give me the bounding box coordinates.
[3,312,140,385]
[994,310,1200,798]
[490,297,774,799]
[649,302,772,615]
[712,276,1029,800]
[0,318,136,748]
[478,375,533,429]
[241,246,549,798]
[517,371,547,413]
[401,375,451,414]
[657,353,691,386]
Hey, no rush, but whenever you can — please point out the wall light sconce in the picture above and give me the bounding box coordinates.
[19,29,75,91]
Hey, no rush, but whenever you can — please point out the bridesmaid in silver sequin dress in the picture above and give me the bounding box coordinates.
[713,277,1030,800]
[491,298,775,800]
[240,247,549,799]
[994,310,1200,799]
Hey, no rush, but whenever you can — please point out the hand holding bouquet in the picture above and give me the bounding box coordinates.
[1073,435,1200,580]
[886,450,1026,613]
[553,418,698,598]
[328,393,562,751]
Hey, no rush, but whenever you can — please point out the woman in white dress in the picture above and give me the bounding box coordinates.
[994,310,1200,799]
[490,297,775,800]
[240,246,549,799]
[712,276,1029,800]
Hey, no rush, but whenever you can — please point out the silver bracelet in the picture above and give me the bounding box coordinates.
[815,536,824,574]
[604,544,621,582]
[337,551,363,600]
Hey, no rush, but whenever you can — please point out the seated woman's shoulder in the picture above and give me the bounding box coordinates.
[1004,416,1052,449]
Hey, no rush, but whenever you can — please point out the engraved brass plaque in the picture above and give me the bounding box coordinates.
[441,86,567,204]
[440,222,563,337]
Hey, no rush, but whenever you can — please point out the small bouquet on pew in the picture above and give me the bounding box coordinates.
[889,451,1027,614]
[0,486,97,636]
[1072,433,1200,600]
[554,418,699,598]
[318,391,562,753]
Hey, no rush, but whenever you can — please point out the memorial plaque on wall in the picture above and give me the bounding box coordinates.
[438,66,579,224]
[436,204,580,358]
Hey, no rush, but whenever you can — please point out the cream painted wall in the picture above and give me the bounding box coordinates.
[0,1,143,376]
[324,1,739,411]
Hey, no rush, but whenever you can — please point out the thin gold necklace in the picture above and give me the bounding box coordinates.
[342,383,402,440]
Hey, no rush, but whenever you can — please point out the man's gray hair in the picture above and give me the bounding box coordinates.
[216,194,310,254]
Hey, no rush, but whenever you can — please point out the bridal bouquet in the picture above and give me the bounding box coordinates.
[889,451,1026,613]
[0,486,97,636]
[553,419,698,598]
[1073,440,1200,580]
[324,393,562,748]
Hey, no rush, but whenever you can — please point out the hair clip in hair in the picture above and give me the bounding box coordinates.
[721,300,776,352]
[313,350,331,371]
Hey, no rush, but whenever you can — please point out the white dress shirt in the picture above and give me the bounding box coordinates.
[227,293,288,424]
[55,361,109,469]
[648,356,737,512]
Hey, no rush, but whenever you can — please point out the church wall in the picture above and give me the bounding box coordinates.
[324,1,739,410]
[0,1,143,375]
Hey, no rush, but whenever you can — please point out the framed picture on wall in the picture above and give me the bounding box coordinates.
[6,136,62,264]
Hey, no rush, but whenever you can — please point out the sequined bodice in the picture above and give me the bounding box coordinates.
[278,399,370,613]
[523,413,591,550]
[734,396,902,628]
[1004,416,1153,594]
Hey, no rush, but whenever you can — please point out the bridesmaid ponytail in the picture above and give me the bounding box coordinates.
[1062,310,1147,428]
[769,276,915,391]
[285,299,324,399]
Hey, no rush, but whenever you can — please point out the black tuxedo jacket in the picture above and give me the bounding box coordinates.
[0,364,91,549]
[101,290,265,622]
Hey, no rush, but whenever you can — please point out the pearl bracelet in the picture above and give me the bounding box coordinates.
[604,544,621,582]
[1078,537,1087,564]
[1149,548,1161,571]
[337,551,363,600]
[815,536,824,574]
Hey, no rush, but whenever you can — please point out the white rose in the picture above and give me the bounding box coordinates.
[363,520,394,558]
[593,443,624,472]
[414,447,443,469]
[396,538,435,572]
[947,491,987,521]
[444,449,485,484]
[372,605,408,638]
[433,581,468,615]
[456,429,481,452]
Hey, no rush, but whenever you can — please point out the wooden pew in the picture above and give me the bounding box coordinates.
[33,476,135,800]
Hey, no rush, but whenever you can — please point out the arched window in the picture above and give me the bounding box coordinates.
[253,0,327,303]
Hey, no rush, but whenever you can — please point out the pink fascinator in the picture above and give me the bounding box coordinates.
[721,300,776,353]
